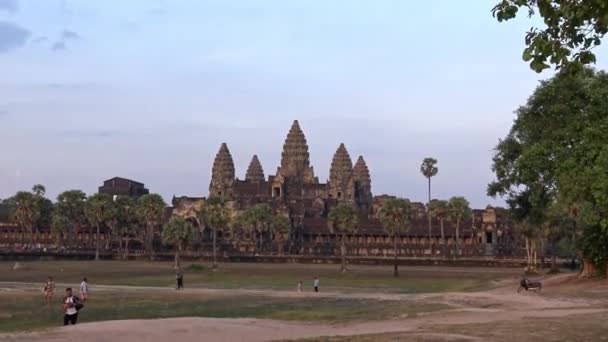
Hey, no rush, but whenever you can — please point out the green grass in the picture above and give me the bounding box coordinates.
[0,291,448,333]
[0,261,507,293]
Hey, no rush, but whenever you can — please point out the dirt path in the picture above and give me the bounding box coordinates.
[1,277,606,342]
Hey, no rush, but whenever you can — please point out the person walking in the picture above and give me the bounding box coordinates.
[313,277,320,292]
[62,288,81,326]
[43,276,56,306]
[297,281,302,292]
[176,268,184,290]
[80,277,89,302]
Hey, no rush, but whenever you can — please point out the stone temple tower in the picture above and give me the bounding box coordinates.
[328,143,355,201]
[353,155,372,208]
[277,120,317,184]
[245,155,265,183]
[209,143,235,198]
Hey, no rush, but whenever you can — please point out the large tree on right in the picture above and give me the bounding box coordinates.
[488,67,608,277]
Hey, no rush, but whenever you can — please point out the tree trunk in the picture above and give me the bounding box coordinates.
[579,257,598,278]
[525,237,531,269]
[440,219,446,258]
[212,227,217,269]
[454,218,460,259]
[551,255,558,272]
[340,236,347,273]
[174,243,181,269]
[393,236,399,277]
[427,178,432,248]
[95,224,100,261]
[124,238,130,260]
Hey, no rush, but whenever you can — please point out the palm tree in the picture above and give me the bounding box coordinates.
[32,184,46,197]
[51,212,70,247]
[328,203,359,273]
[162,216,194,268]
[420,158,438,246]
[113,196,137,259]
[55,190,87,246]
[136,194,167,261]
[270,214,291,256]
[378,198,412,277]
[84,193,115,261]
[429,199,449,258]
[239,204,273,253]
[11,191,41,245]
[447,196,471,259]
[200,196,231,269]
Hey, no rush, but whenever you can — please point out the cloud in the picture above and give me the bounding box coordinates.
[0,0,18,13]
[51,41,66,51]
[0,21,30,53]
[61,30,80,40]
[32,36,47,44]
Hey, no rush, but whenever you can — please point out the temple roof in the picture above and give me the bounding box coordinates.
[245,155,265,183]
[353,156,370,185]
[211,143,235,184]
[329,143,353,184]
[279,120,312,178]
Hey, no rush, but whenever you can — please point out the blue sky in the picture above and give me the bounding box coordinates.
[1,0,607,208]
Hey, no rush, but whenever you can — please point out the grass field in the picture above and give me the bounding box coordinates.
[0,260,511,293]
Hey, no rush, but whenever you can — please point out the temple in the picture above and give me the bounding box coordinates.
[173,120,511,258]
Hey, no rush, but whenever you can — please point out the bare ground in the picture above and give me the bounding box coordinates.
[0,274,606,342]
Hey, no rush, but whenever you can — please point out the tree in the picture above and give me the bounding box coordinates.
[113,196,138,259]
[447,197,471,259]
[270,214,291,256]
[51,212,70,246]
[492,0,608,72]
[238,204,274,254]
[32,184,46,197]
[542,203,576,272]
[327,203,359,272]
[162,216,194,268]
[420,158,438,246]
[200,196,231,269]
[11,191,41,245]
[136,194,166,261]
[55,190,87,246]
[488,67,608,276]
[84,193,115,261]
[378,198,412,277]
[429,199,449,258]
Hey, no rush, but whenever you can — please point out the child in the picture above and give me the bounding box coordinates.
[80,277,89,302]
[313,277,320,292]
[43,276,55,305]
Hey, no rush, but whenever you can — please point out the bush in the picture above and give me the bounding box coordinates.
[186,263,205,272]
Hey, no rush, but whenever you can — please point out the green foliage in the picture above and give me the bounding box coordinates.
[378,198,412,237]
[162,216,194,250]
[201,196,231,231]
[327,203,359,235]
[429,199,448,221]
[113,195,139,238]
[136,194,166,227]
[11,191,41,235]
[493,0,608,72]
[447,197,472,223]
[55,190,87,234]
[488,67,608,273]
[84,193,115,229]
[420,158,438,179]
[50,212,70,242]
[271,215,291,236]
[237,203,274,237]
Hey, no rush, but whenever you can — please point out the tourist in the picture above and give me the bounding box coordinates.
[43,276,55,305]
[313,277,320,292]
[297,281,302,292]
[80,277,89,302]
[62,288,81,326]
[176,268,184,290]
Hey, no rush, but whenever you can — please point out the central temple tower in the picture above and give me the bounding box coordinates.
[276,120,317,184]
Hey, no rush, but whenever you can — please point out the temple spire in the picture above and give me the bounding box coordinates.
[278,120,316,183]
[209,143,235,198]
[245,155,265,183]
[328,143,354,200]
[353,155,372,208]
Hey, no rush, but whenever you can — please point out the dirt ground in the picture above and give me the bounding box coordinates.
[0,273,606,342]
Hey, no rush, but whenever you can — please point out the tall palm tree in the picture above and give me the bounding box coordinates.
[32,184,46,197]
[113,196,137,259]
[55,190,87,246]
[328,203,359,273]
[420,158,438,246]
[378,198,412,277]
[200,196,231,269]
[429,199,449,258]
[51,211,70,247]
[447,196,471,259]
[12,191,41,245]
[85,193,115,261]
[270,214,291,256]
[162,216,194,268]
[239,204,273,253]
[136,194,167,261]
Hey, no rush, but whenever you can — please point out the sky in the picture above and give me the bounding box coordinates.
[1,0,607,208]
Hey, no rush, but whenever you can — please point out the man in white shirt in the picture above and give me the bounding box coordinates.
[313,277,320,292]
[80,277,89,302]
[63,288,80,325]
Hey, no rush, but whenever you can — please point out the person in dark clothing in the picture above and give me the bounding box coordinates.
[62,288,81,326]
[176,268,184,290]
